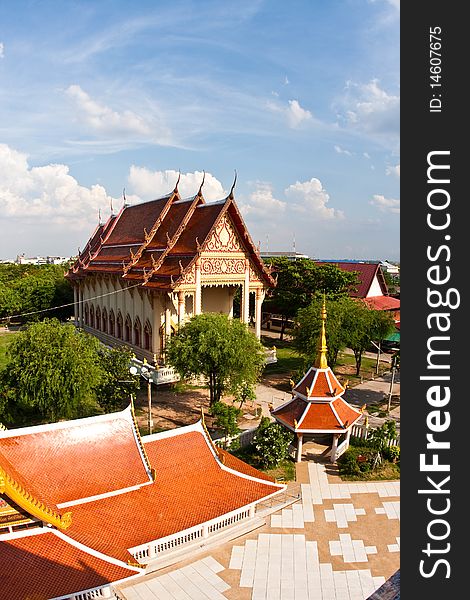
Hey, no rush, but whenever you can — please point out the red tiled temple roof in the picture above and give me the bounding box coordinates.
[61,425,283,563]
[67,186,275,289]
[0,407,152,509]
[293,367,345,399]
[364,295,400,311]
[0,532,139,600]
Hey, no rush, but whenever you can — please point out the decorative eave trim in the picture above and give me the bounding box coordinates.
[0,466,72,530]
[129,401,155,481]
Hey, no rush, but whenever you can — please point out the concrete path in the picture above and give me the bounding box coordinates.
[118,459,399,600]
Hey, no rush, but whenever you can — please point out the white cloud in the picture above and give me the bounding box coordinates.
[127,167,226,202]
[0,43,4,58]
[285,178,344,219]
[370,194,400,213]
[363,152,371,159]
[386,164,400,177]
[337,79,399,142]
[334,145,353,156]
[267,98,313,129]
[65,85,170,142]
[240,182,286,217]
[0,143,117,229]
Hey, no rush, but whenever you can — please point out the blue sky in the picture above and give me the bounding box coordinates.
[0,0,399,261]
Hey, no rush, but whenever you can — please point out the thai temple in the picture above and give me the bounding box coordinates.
[271,300,362,462]
[0,405,285,599]
[66,176,275,363]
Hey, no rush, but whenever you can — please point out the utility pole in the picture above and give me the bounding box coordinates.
[387,353,398,413]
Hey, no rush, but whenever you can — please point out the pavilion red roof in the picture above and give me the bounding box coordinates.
[272,366,361,433]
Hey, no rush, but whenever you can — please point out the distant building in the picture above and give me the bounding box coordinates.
[380,260,400,278]
[260,251,310,261]
[16,254,72,265]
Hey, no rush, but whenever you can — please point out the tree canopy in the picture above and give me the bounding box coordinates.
[166,313,265,405]
[0,319,139,425]
[0,263,74,323]
[293,297,396,373]
[263,258,359,338]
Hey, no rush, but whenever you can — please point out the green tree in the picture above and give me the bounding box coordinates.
[0,319,138,425]
[263,258,359,339]
[166,313,265,406]
[0,319,104,422]
[210,401,241,448]
[232,380,257,410]
[293,296,357,367]
[254,416,294,468]
[344,303,395,375]
[95,345,140,412]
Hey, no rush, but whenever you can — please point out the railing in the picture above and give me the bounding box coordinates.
[214,426,258,450]
[53,584,117,600]
[129,504,256,562]
[255,483,301,515]
[350,423,400,447]
[130,357,180,385]
[264,347,277,364]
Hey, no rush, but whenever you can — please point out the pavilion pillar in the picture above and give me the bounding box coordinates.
[295,433,303,463]
[330,433,340,463]
[195,259,202,315]
[255,288,263,339]
[177,291,185,327]
[345,428,352,451]
[242,259,250,324]
[165,306,172,338]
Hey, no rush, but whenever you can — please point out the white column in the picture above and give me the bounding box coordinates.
[330,433,340,463]
[195,259,202,315]
[242,259,250,324]
[177,290,185,327]
[73,286,78,326]
[165,306,172,337]
[255,288,263,339]
[295,433,303,463]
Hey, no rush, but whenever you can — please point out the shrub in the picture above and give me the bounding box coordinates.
[254,418,293,469]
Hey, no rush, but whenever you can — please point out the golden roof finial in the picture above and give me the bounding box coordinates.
[314,295,328,369]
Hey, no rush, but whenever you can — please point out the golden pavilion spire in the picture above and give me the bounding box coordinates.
[314,296,328,369]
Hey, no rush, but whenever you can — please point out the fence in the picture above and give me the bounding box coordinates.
[213,426,258,450]
[350,423,400,447]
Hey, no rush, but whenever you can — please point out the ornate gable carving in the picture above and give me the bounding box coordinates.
[204,215,243,252]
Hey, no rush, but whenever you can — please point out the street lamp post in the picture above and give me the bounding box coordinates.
[387,353,399,413]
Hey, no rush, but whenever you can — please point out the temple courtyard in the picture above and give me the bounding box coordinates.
[118,457,400,600]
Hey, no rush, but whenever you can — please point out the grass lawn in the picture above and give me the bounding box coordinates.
[338,462,400,481]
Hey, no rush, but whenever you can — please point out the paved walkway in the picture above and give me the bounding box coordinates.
[118,459,400,600]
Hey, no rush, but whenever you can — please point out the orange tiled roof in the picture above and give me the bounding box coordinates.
[364,295,400,311]
[293,367,345,399]
[0,532,139,600]
[62,425,283,563]
[0,407,152,509]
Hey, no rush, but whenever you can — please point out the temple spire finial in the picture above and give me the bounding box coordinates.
[174,170,181,192]
[229,169,237,198]
[314,295,328,369]
[198,170,206,195]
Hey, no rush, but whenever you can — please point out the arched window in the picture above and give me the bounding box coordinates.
[125,314,132,343]
[102,308,108,334]
[134,317,142,348]
[96,307,101,331]
[144,320,152,352]
[109,310,115,337]
[84,304,89,326]
[90,305,95,329]
[117,311,123,339]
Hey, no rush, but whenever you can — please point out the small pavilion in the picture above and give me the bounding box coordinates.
[271,300,362,463]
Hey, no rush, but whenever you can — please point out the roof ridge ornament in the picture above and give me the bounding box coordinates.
[229,169,237,199]
[314,295,328,369]
[174,170,181,193]
[198,170,206,196]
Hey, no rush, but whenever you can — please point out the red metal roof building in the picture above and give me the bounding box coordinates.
[0,406,285,599]
[271,301,362,462]
[66,178,275,363]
